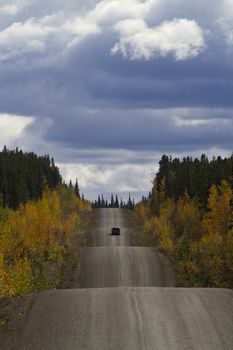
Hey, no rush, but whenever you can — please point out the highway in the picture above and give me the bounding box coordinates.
[2,209,233,349]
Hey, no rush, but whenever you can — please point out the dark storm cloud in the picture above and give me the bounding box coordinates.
[0,0,232,197]
[39,108,232,152]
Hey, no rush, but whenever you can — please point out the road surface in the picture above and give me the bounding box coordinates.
[78,247,174,288]
[77,208,174,288]
[90,208,132,246]
[1,209,233,350]
[16,288,233,350]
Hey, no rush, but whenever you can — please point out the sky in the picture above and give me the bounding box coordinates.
[0,0,232,201]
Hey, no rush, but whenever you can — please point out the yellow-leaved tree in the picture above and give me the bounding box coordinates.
[0,185,91,298]
[199,181,233,287]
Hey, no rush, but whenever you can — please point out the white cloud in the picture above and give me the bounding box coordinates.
[0,18,57,60]
[222,0,233,19]
[0,12,101,61]
[0,113,34,148]
[85,0,151,25]
[173,116,214,127]
[217,0,233,46]
[64,17,100,36]
[64,17,101,48]
[0,4,20,16]
[0,0,30,16]
[112,18,205,60]
[0,0,206,62]
[58,162,154,200]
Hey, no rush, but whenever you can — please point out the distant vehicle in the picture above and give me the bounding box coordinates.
[111,227,120,235]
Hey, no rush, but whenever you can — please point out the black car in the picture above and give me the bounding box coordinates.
[111,227,120,235]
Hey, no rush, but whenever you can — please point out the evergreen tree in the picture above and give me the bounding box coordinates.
[152,154,233,206]
[101,195,105,208]
[0,147,62,209]
[127,194,133,209]
[74,179,80,198]
[115,195,119,208]
[120,198,124,208]
[110,194,114,208]
[97,195,101,208]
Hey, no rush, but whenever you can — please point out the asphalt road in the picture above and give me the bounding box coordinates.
[78,247,174,288]
[90,208,132,246]
[17,288,233,350]
[77,208,174,287]
[2,209,233,350]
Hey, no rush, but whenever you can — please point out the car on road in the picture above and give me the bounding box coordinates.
[111,227,120,235]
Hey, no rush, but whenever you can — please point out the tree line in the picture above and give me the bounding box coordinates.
[92,194,135,209]
[153,154,233,206]
[0,146,62,209]
[0,147,92,298]
[0,146,86,210]
[136,154,233,288]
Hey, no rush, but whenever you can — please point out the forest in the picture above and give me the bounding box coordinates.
[92,194,135,209]
[136,154,233,288]
[0,148,91,298]
[0,147,62,209]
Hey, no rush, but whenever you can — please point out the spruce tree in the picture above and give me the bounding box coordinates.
[120,198,123,208]
[110,194,114,208]
[97,195,101,208]
[74,179,80,198]
[69,180,73,190]
[115,195,119,208]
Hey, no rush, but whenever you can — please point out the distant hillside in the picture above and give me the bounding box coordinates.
[0,147,62,209]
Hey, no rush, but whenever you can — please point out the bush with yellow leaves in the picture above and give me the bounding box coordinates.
[0,185,91,298]
[136,180,233,287]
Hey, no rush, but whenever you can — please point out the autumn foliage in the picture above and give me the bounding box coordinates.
[0,185,91,298]
[136,177,233,288]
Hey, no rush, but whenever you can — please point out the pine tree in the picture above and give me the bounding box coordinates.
[110,194,114,208]
[97,195,101,208]
[69,180,73,190]
[101,195,105,208]
[0,147,62,209]
[120,198,123,208]
[127,194,133,209]
[115,195,119,208]
[74,179,80,198]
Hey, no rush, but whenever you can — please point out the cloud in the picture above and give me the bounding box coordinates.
[0,17,57,60]
[112,18,205,60]
[18,107,233,158]
[0,9,101,62]
[58,162,154,200]
[0,0,207,63]
[0,113,34,148]
[216,0,233,47]
[82,0,155,25]
[0,0,30,16]
[0,0,232,200]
